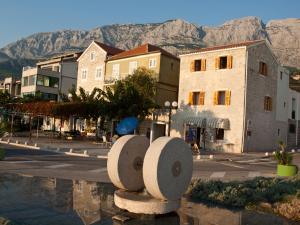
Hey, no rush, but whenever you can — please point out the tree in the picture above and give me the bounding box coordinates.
[102,67,157,121]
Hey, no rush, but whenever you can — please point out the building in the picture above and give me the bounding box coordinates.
[105,43,180,137]
[0,76,21,97]
[171,40,287,153]
[21,52,81,101]
[105,43,180,107]
[76,41,124,93]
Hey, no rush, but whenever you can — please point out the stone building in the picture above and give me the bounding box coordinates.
[0,76,21,97]
[76,41,123,93]
[171,40,287,153]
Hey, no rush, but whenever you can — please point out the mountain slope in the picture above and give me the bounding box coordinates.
[0,16,299,78]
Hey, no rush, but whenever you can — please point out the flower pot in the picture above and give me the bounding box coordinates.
[277,164,298,177]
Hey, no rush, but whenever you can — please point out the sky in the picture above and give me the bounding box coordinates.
[0,0,299,48]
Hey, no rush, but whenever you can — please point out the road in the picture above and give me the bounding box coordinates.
[1,143,298,182]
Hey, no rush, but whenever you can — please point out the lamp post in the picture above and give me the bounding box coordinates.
[164,101,178,136]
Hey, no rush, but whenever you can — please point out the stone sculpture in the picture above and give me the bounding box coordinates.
[107,135,193,214]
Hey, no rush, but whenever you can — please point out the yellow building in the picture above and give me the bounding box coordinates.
[105,43,180,138]
[105,43,179,107]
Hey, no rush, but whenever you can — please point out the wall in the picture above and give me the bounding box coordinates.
[171,47,247,153]
[276,67,289,122]
[77,43,107,93]
[245,43,281,152]
[60,61,78,95]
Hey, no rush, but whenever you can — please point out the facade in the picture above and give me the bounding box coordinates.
[0,77,21,97]
[105,43,180,137]
[105,43,180,107]
[76,41,124,93]
[171,40,286,153]
[21,52,81,101]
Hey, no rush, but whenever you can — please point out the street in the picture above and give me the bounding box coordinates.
[1,143,295,182]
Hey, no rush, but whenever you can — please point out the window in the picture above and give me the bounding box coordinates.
[278,129,280,136]
[90,52,95,61]
[81,69,87,80]
[264,96,272,111]
[149,58,156,68]
[292,98,296,119]
[216,129,224,140]
[129,61,138,74]
[215,56,232,69]
[171,62,174,71]
[259,62,268,75]
[22,77,28,86]
[28,75,36,86]
[284,102,286,108]
[37,75,59,88]
[280,72,283,80]
[188,92,205,105]
[112,64,120,78]
[289,124,296,133]
[95,67,103,80]
[213,91,231,105]
[190,59,206,72]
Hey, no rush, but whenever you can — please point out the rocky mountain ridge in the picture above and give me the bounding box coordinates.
[0,16,299,78]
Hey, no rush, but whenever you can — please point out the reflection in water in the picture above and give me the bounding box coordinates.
[0,174,298,225]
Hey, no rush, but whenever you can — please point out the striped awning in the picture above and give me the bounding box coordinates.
[207,118,230,130]
[184,117,206,127]
[184,117,230,130]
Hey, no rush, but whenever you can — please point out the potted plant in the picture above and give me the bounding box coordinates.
[0,148,5,160]
[275,141,298,176]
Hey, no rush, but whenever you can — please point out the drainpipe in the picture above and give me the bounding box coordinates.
[241,49,249,153]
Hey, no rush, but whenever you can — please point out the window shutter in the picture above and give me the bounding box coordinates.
[213,91,218,105]
[199,92,205,105]
[269,97,272,111]
[215,57,220,70]
[225,91,231,105]
[201,59,206,71]
[188,92,193,105]
[227,55,233,69]
[190,61,195,72]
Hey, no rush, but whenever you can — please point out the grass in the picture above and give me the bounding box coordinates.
[187,176,300,208]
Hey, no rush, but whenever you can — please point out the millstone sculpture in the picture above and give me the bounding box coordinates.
[107,135,149,191]
[107,135,193,214]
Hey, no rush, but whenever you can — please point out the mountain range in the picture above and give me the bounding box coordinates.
[0,16,299,79]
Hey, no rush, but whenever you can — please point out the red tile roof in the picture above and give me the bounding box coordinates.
[108,43,179,61]
[94,41,124,56]
[181,40,266,55]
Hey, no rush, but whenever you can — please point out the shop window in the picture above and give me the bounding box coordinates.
[216,129,224,140]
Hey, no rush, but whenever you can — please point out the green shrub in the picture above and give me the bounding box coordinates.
[188,176,300,208]
[0,148,5,160]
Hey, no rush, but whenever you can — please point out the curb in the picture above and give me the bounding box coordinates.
[0,139,109,159]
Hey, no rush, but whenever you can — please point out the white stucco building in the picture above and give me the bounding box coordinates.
[171,40,289,153]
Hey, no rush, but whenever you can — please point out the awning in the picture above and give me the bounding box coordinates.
[184,117,206,128]
[184,117,230,130]
[207,118,230,130]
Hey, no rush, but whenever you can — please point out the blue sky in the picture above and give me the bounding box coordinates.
[0,0,299,48]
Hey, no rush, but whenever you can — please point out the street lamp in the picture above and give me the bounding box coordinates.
[164,100,178,136]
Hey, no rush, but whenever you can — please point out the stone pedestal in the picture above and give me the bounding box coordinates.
[114,190,180,214]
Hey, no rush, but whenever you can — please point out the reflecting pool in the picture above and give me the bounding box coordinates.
[0,173,298,225]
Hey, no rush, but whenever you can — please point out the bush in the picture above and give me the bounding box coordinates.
[188,176,300,208]
[0,148,5,160]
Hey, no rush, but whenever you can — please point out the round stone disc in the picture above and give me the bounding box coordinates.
[114,190,180,214]
[107,135,150,191]
[143,137,193,200]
